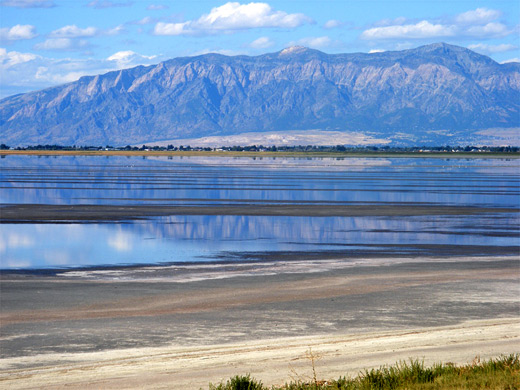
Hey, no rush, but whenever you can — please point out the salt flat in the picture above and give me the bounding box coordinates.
[1,255,518,389]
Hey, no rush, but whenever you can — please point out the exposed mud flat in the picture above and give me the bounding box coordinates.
[3,203,518,223]
[1,256,519,388]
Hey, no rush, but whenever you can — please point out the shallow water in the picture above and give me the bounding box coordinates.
[1,155,519,269]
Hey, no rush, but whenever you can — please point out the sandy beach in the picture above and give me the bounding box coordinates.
[1,255,519,389]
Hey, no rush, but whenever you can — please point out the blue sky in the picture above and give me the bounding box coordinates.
[1,0,519,98]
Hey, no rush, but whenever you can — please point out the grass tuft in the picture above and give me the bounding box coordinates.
[209,374,264,390]
[207,354,520,390]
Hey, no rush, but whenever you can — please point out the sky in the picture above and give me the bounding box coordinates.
[1,0,519,98]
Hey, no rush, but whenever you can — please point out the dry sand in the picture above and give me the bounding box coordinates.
[0,318,518,389]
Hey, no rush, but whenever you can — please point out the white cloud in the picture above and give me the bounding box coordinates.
[87,0,133,8]
[107,50,157,67]
[501,58,520,64]
[369,49,385,53]
[468,43,517,54]
[33,25,123,51]
[154,22,190,36]
[0,47,38,68]
[34,66,94,84]
[0,49,93,96]
[154,2,312,36]
[465,22,510,38]
[107,25,125,35]
[323,19,342,29]
[0,0,55,7]
[50,25,98,38]
[34,38,89,51]
[196,2,311,30]
[0,47,163,98]
[147,4,168,10]
[0,24,37,41]
[361,21,455,40]
[249,36,274,49]
[456,8,501,25]
[289,36,332,49]
[135,16,155,25]
[362,7,512,41]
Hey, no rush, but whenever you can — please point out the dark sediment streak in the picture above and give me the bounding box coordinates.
[1,203,518,223]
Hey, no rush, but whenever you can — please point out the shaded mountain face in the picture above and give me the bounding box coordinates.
[1,43,519,146]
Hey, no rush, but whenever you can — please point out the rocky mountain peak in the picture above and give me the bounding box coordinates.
[279,46,309,55]
[0,43,518,147]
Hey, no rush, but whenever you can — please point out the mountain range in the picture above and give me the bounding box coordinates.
[1,43,519,146]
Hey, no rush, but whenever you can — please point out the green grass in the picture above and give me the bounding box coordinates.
[208,354,520,390]
[210,374,264,390]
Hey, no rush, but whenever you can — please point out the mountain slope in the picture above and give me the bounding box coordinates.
[1,43,519,146]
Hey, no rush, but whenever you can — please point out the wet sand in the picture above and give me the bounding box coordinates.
[1,255,519,389]
[2,203,518,222]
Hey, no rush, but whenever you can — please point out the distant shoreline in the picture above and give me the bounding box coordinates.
[1,149,519,158]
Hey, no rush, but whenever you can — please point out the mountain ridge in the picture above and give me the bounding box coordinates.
[1,43,519,146]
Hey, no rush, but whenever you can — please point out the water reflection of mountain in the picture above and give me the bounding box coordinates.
[2,211,518,269]
[145,156,393,169]
[1,155,519,208]
[2,155,519,269]
[125,214,520,250]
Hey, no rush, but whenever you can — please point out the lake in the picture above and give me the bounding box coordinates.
[1,155,519,271]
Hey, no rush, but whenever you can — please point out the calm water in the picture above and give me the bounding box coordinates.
[1,155,519,269]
